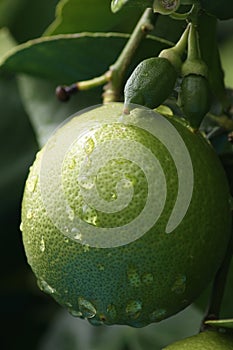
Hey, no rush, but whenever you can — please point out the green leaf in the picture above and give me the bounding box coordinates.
[111,0,153,13]
[45,0,142,36]
[0,33,170,84]
[205,319,233,330]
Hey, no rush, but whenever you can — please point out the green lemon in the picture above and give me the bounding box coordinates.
[21,103,231,327]
[163,330,233,349]
[124,57,177,109]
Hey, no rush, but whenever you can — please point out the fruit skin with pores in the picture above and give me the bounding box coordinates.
[21,103,231,327]
[163,330,233,349]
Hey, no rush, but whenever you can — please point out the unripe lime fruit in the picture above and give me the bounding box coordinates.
[124,57,177,109]
[21,103,231,327]
[163,330,233,349]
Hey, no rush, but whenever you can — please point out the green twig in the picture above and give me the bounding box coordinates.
[56,8,157,103]
[103,8,157,103]
[56,73,110,101]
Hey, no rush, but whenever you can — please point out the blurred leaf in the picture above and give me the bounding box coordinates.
[39,302,204,350]
[0,0,59,43]
[0,27,37,213]
[0,0,25,28]
[205,319,233,330]
[220,153,233,196]
[151,14,186,44]
[45,0,142,36]
[199,13,229,111]
[219,254,233,320]
[0,72,38,214]
[111,0,152,13]
[200,0,233,21]
[220,36,233,89]
[0,33,170,84]
[18,75,102,146]
[0,27,16,58]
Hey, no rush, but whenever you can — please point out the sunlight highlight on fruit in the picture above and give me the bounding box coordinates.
[39,103,193,248]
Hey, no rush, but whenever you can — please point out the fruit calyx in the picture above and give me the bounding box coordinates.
[181,23,208,78]
[159,23,190,73]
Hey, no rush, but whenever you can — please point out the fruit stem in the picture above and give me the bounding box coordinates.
[56,74,110,102]
[201,214,233,331]
[158,23,190,73]
[187,24,198,60]
[103,8,158,103]
[181,22,208,77]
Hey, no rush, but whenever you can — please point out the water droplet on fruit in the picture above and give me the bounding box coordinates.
[127,267,141,287]
[110,192,117,200]
[64,237,69,243]
[84,137,95,154]
[71,227,82,241]
[97,264,105,271]
[19,222,24,231]
[40,235,45,252]
[78,175,94,190]
[38,279,56,295]
[26,208,34,220]
[75,233,82,241]
[27,175,38,193]
[126,300,142,319]
[66,206,75,221]
[78,297,96,318]
[142,273,154,285]
[171,274,186,294]
[82,205,97,225]
[83,244,90,252]
[68,157,76,169]
[107,304,117,319]
[69,309,83,317]
[65,301,72,308]
[150,309,166,321]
